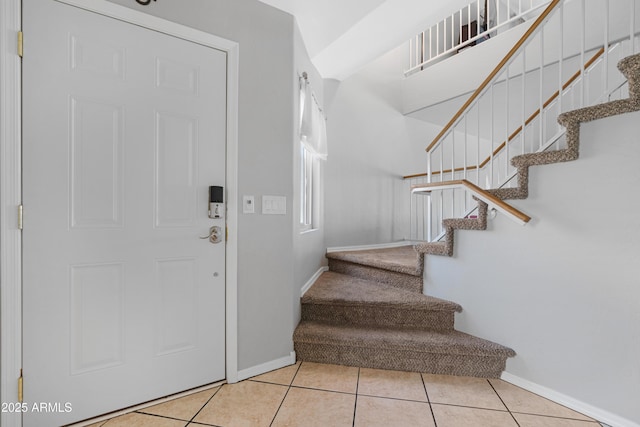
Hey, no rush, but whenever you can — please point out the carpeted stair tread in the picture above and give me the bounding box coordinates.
[414,241,450,256]
[303,271,461,312]
[294,321,516,358]
[326,245,423,276]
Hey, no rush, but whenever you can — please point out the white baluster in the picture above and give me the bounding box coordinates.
[505,62,510,186]
[521,51,526,158]
[490,84,495,188]
[631,0,636,55]
[476,101,480,186]
[580,0,586,107]
[539,30,544,150]
[604,0,610,102]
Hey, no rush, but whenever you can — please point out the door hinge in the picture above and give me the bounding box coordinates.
[225,225,228,242]
[17,31,23,58]
[18,370,23,402]
[18,204,23,230]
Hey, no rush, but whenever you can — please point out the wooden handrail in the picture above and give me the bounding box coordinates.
[411,179,531,225]
[405,46,606,180]
[476,46,605,169]
[426,0,561,153]
[404,166,478,180]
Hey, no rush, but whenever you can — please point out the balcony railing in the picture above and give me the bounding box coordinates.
[406,0,551,76]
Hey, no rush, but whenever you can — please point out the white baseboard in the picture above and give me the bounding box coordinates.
[326,240,413,253]
[236,351,296,382]
[501,372,640,427]
[301,267,329,296]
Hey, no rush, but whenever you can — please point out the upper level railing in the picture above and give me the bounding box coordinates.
[406,0,551,76]
[405,0,640,242]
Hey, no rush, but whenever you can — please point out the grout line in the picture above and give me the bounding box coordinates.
[82,382,225,426]
[245,361,302,387]
[289,384,357,396]
[356,393,430,405]
[286,361,304,387]
[428,402,512,413]
[132,411,191,423]
[187,421,223,427]
[421,373,438,427]
[509,411,603,423]
[249,379,296,387]
[267,362,303,427]
[288,361,303,386]
[128,411,194,424]
[187,385,222,424]
[287,361,361,396]
[487,379,521,427]
[352,368,360,427]
[268,385,290,427]
[499,377,600,421]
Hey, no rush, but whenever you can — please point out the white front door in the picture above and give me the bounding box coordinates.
[22,1,227,425]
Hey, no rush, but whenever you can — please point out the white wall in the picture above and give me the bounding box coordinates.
[325,45,440,247]
[105,0,301,372]
[425,111,640,425]
[403,23,529,113]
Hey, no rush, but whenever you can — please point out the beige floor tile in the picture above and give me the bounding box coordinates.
[354,395,434,427]
[432,404,518,427]
[513,413,601,427]
[85,422,107,427]
[138,387,219,421]
[489,380,594,421]
[250,362,301,386]
[271,387,355,427]
[423,374,506,410]
[358,368,427,402]
[192,381,287,427]
[291,362,359,394]
[102,412,187,427]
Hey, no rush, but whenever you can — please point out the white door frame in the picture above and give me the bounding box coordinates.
[0,2,239,426]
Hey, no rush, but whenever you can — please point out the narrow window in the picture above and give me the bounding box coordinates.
[300,145,314,230]
[299,74,327,232]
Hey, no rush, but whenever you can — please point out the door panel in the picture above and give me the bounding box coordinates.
[22,1,227,425]
[155,112,199,227]
[69,97,124,228]
[69,263,126,374]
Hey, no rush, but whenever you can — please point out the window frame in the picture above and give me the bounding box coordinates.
[300,144,315,232]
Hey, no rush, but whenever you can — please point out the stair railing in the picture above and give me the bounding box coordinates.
[407,0,640,242]
[411,180,531,225]
[406,0,552,76]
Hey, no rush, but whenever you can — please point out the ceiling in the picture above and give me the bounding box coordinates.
[258,0,472,80]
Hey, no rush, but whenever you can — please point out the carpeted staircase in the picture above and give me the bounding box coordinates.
[293,245,516,377]
[415,53,640,257]
[294,53,640,379]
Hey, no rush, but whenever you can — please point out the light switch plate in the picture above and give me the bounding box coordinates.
[262,195,286,215]
[243,195,255,214]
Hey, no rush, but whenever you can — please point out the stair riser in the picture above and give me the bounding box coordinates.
[301,303,455,331]
[328,259,423,293]
[295,342,507,378]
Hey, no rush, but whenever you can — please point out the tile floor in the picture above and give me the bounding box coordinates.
[87,362,603,427]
